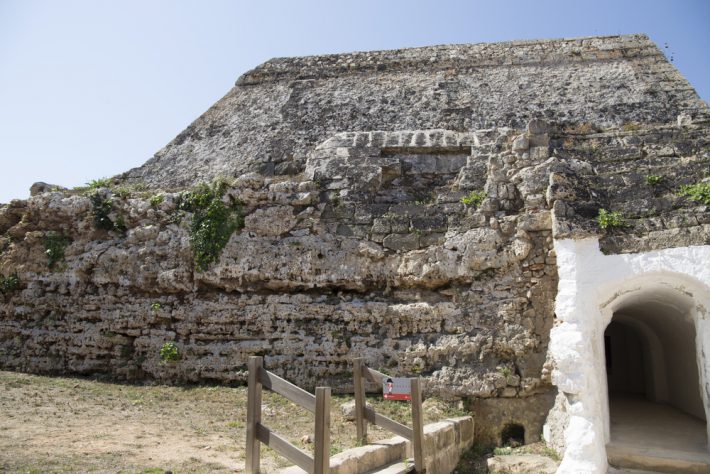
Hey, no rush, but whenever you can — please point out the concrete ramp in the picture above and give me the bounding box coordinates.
[607,444,710,473]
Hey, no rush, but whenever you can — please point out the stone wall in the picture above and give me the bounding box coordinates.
[4,113,708,448]
[1,123,561,411]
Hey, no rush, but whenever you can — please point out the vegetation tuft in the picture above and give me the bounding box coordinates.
[85,177,112,189]
[89,192,116,230]
[42,232,71,270]
[645,175,663,186]
[678,183,710,205]
[177,180,244,271]
[597,208,625,229]
[0,274,20,294]
[149,194,164,208]
[460,190,486,207]
[114,186,132,199]
[159,342,180,363]
[114,215,127,232]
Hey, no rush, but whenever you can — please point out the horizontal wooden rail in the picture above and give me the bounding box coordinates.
[363,366,388,385]
[258,366,317,413]
[256,423,314,472]
[364,406,413,439]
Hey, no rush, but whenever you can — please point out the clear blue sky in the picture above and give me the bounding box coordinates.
[1,0,708,203]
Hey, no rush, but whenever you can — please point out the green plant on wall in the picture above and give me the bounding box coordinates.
[86,177,112,189]
[114,186,131,199]
[645,175,663,186]
[42,232,71,270]
[0,274,20,294]
[114,214,127,233]
[460,190,486,207]
[74,177,113,195]
[178,179,244,271]
[678,183,710,205]
[149,194,164,208]
[89,191,127,232]
[597,208,625,229]
[160,342,180,363]
[89,191,116,230]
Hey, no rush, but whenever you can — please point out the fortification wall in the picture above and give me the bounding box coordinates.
[0,126,559,400]
[3,116,709,445]
[2,34,710,450]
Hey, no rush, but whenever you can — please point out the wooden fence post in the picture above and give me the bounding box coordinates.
[246,356,263,474]
[411,377,425,473]
[353,358,367,445]
[314,386,331,474]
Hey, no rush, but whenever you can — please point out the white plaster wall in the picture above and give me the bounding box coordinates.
[546,238,710,474]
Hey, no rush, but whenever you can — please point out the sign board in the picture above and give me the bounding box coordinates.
[382,377,411,401]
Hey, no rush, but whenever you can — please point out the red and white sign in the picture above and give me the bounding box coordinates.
[382,377,411,401]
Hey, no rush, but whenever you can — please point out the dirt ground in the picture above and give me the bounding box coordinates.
[0,370,467,473]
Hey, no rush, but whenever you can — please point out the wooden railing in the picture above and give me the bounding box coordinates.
[246,356,331,474]
[352,358,426,473]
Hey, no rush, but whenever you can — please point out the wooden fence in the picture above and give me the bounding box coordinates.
[352,358,426,473]
[246,356,331,474]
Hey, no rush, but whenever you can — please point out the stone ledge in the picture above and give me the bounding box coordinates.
[238,34,659,85]
[279,416,474,474]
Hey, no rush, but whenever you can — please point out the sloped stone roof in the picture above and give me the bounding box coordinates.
[122,34,708,189]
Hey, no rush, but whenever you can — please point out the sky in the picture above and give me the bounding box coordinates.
[1,0,708,203]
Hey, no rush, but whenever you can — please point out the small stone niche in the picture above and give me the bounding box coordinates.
[501,422,526,447]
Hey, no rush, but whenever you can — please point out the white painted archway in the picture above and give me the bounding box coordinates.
[545,238,710,474]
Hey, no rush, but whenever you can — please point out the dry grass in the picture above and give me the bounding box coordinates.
[0,370,466,473]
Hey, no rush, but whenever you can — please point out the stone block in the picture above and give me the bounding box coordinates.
[371,218,391,234]
[511,135,529,153]
[434,154,468,174]
[383,233,419,252]
[411,215,447,232]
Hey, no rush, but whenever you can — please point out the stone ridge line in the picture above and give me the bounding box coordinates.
[237,33,661,85]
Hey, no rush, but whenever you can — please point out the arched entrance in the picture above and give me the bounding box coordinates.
[545,239,710,473]
[603,291,708,466]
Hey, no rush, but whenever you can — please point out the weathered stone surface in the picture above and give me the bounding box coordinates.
[30,182,66,196]
[0,125,560,397]
[487,454,559,473]
[468,392,557,445]
[121,34,708,190]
